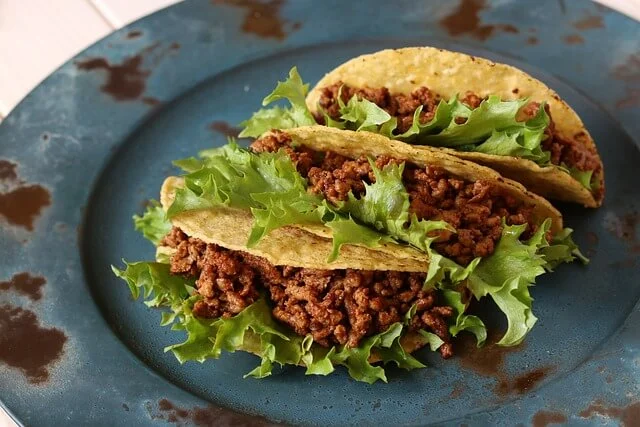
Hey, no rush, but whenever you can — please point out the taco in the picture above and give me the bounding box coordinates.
[113,126,586,383]
[239,47,604,207]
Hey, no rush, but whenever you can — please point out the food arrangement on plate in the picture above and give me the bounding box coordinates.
[114,47,602,384]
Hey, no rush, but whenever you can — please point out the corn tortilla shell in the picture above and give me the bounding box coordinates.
[306,47,604,208]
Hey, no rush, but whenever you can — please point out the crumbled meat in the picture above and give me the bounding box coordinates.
[316,84,601,182]
[251,140,535,265]
[163,228,454,356]
[162,228,259,318]
[461,91,483,109]
[317,82,440,133]
[250,130,316,176]
[520,102,601,186]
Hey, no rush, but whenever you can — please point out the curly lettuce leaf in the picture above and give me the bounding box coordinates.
[340,160,453,253]
[559,162,596,191]
[337,93,394,132]
[239,67,315,138]
[464,220,584,346]
[113,260,444,383]
[169,142,401,262]
[441,288,487,346]
[133,201,172,245]
[113,260,306,377]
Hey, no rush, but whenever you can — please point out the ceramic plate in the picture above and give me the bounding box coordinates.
[1,0,639,425]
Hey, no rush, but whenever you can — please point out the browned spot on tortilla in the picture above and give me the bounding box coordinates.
[142,97,161,106]
[495,365,555,396]
[0,304,67,384]
[0,272,46,301]
[612,54,640,82]
[212,0,299,40]
[532,410,568,427]
[0,160,18,181]
[606,375,613,383]
[209,121,242,138]
[563,34,585,44]
[126,30,143,39]
[573,15,604,30]
[526,36,539,45]
[76,56,150,101]
[616,89,640,109]
[151,398,277,426]
[580,400,640,427]
[439,0,520,41]
[457,330,525,377]
[170,42,181,50]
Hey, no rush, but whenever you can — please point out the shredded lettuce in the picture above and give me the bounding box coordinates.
[133,200,172,245]
[168,140,585,348]
[239,67,315,138]
[170,142,395,261]
[112,260,438,383]
[240,68,604,190]
[560,162,596,191]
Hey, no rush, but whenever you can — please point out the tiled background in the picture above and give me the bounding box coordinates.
[0,0,638,425]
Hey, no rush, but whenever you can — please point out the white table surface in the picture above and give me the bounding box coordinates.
[0,0,638,426]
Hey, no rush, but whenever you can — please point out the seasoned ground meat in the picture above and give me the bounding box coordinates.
[317,82,440,133]
[316,83,600,179]
[162,228,260,318]
[250,134,535,265]
[163,227,454,356]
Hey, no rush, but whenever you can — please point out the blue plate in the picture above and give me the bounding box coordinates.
[1,0,639,425]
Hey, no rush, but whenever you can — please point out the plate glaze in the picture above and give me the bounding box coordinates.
[1,1,639,425]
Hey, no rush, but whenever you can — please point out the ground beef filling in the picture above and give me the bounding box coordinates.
[251,132,536,266]
[162,227,455,357]
[316,83,600,182]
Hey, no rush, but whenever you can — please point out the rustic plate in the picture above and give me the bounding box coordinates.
[1,0,639,425]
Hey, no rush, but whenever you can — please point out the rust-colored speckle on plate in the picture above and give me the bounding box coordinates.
[209,121,242,138]
[0,160,18,181]
[0,304,67,384]
[0,159,51,231]
[616,88,640,109]
[604,210,640,253]
[526,36,539,45]
[75,43,178,101]
[531,410,568,427]
[439,0,520,41]
[76,56,150,101]
[456,330,525,377]
[0,272,46,301]
[212,0,301,40]
[563,34,585,44]
[612,54,640,82]
[573,14,605,31]
[449,381,465,399]
[495,365,555,396]
[151,398,278,426]
[142,97,161,106]
[126,30,143,39]
[579,399,640,427]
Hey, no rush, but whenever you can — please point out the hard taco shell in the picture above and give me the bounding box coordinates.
[306,47,604,208]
